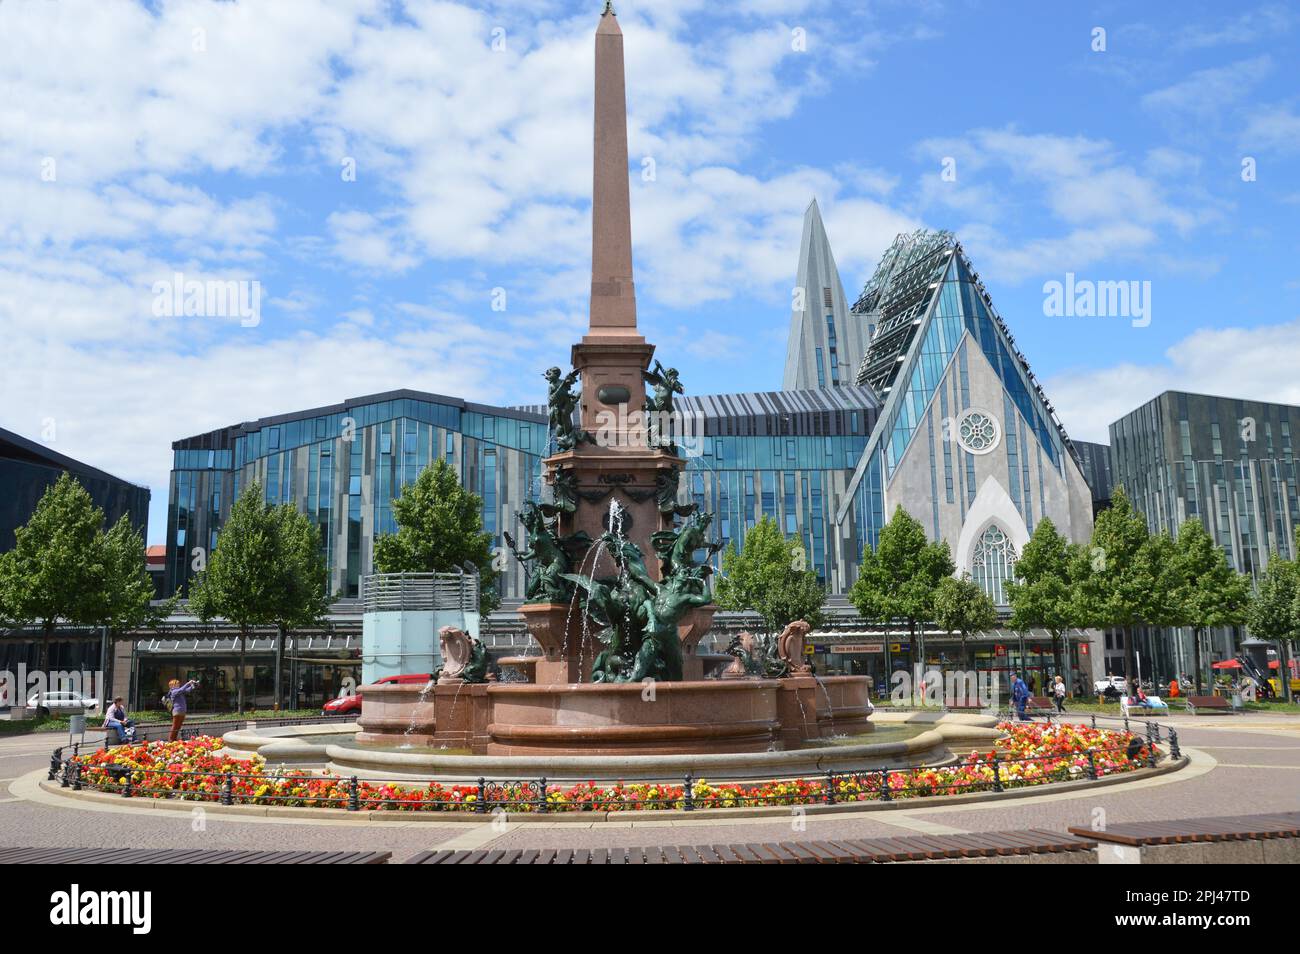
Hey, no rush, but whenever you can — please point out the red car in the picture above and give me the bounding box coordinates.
[321,674,434,717]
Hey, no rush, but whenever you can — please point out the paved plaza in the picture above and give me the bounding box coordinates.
[3,714,1297,863]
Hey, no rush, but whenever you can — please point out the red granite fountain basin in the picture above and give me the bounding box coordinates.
[485,680,783,755]
[354,675,873,757]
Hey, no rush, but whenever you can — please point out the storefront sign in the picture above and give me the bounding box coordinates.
[889,643,910,653]
[833,643,885,655]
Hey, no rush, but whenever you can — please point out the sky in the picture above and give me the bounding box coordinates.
[2,0,1298,545]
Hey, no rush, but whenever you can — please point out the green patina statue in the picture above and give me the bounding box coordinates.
[564,517,716,683]
[505,501,591,604]
[437,625,491,684]
[642,359,683,450]
[545,367,594,452]
[651,510,722,580]
[724,631,787,679]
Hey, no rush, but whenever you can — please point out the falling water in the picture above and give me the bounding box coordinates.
[812,673,839,739]
[401,678,437,746]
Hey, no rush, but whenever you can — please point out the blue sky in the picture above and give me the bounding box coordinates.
[1,0,1298,544]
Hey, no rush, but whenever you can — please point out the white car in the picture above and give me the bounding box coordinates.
[1093,676,1129,695]
[25,691,99,716]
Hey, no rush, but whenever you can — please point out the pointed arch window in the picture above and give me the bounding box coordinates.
[971,523,1017,605]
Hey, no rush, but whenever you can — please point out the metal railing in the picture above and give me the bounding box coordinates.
[361,572,479,613]
[54,728,1164,814]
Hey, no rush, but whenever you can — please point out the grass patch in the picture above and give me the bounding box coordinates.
[0,715,72,735]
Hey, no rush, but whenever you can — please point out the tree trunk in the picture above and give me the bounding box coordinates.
[1281,640,1294,704]
[1052,632,1064,685]
[1124,625,1136,685]
[1193,626,1204,695]
[910,619,923,706]
[237,629,247,713]
[38,619,53,682]
[274,624,285,712]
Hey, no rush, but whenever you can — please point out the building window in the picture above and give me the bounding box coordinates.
[956,409,1000,455]
[971,523,1017,605]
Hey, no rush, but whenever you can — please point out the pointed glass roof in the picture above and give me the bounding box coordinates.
[837,233,1082,527]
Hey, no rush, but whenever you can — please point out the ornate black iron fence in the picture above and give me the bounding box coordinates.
[52,729,1171,814]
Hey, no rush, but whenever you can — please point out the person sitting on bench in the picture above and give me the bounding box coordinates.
[102,697,136,745]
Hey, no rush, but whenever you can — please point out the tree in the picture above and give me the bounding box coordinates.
[713,516,826,633]
[1170,519,1250,694]
[91,515,175,695]
[189,481,282,712]
[850,505,955,673]
[1005,517,1082,682]
[372,458,499,615]
[1073,486,1163,682]
[933,573,998,671]
[269,504,332,709]
[0,473,108,675]
[1248,552,1298,702]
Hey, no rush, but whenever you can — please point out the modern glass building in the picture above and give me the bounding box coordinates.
[166,389,548,600]
[1,426,149,553]
[783,199,873,391]
[165,385,878,601]
[1072,439,1115,514]
[839,230,1095,595]
[1109,390,1300,683]
[1,425,150,678]
[1111,390,1300,576]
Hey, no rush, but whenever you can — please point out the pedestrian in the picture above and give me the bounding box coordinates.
[1011,671,1030,721]
[102,696,136,746]
[163,677,198,741]
[1053,674,1067,713]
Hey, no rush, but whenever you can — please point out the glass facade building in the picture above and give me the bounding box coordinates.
[1109,391,1300,683]
[1,425,149,554]
[1111,390,1300,577]
[838,231,1095,606]
[165,386,879,601]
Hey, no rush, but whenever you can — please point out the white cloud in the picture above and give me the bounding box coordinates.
[912,129,1218,282]
[1048,317,1300,443]
[1141,56,1273,120]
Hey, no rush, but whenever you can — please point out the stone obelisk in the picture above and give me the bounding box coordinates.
[524,4,713,684]
[571,2,655,442]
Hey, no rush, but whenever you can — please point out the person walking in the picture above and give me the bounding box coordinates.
[164,678,198,741]
[1052,674,1067,713]
[1011,671,1030,721]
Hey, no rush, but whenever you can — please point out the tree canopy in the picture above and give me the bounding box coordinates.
[850,505,955,664]
[713,515,826,632]
[372,458,499,614]
[0,473,163,674]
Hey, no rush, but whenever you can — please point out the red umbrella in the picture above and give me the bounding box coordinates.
[1211,659,1242,669]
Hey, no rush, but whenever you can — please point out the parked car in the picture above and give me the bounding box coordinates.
[1093,675,1129,696]
[26,691,99,717]
[322,694,361,716]
[320,673,435,717]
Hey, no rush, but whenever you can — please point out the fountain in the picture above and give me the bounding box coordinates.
[335,4,897,778]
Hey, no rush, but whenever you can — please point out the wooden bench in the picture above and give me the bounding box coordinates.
[0,847,391,864]
[406,829,1098,864]
[1070,812,1300,864]
[1185,694,1233,715]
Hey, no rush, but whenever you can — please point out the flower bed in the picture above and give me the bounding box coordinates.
[68,722,1154,813]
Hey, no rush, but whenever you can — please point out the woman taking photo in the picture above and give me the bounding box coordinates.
[163,677,199,741]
